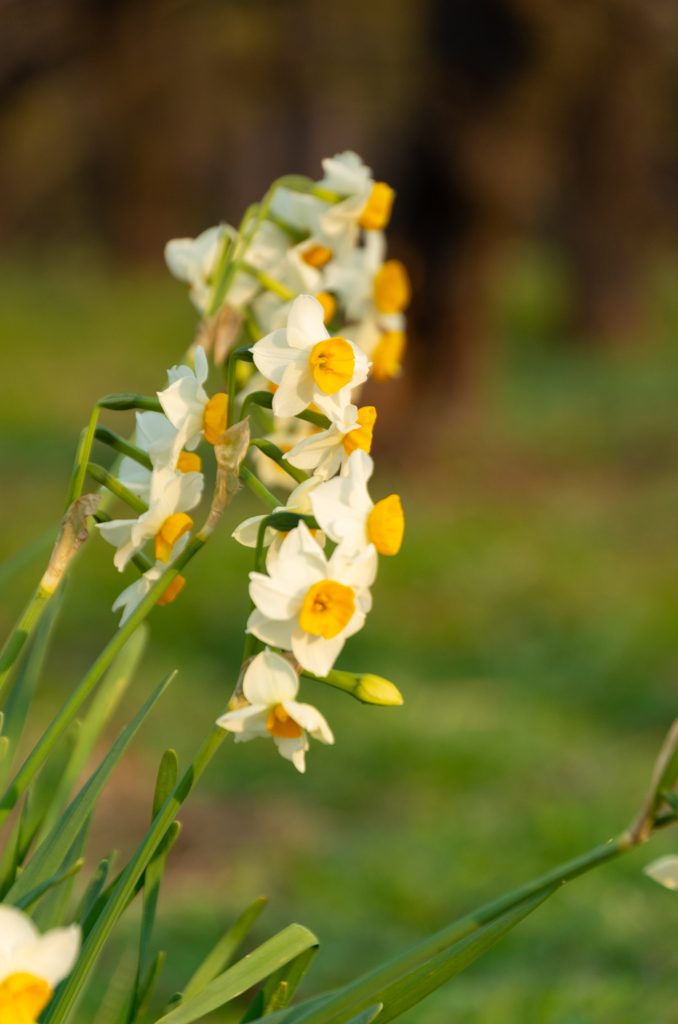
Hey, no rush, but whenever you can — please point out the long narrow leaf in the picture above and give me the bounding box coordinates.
[181,897,268,1002]
[13,856,84,912]
[39,624,149,840]
[155,924,319,1024]
[343,1008,382,1024]
[44,724,229,1024]
[33,814,93,930]
[6,671,175,905]
[242,946,319,1023]
[0,587,64,790]
[17,722,81,864]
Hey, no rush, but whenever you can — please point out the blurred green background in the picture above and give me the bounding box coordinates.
[5,0,678,1020]
[4,248,678,1022]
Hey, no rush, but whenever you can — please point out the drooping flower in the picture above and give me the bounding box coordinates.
[97,464,203,572]
[111,535,190,624]
[310,449,404,557]
[0,905,80,1024]
[251,295,370,420]
[247,521,376,676]
[284,405,376,481]
[158,346,228,461]
[232,476,325,562]
[216,649,333,772]
[165,225,227,314]
[117,411,201,501]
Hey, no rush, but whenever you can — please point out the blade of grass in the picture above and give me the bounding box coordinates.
[155,925,319,1024]
[181,897,268,1002]
[6,671,175,905]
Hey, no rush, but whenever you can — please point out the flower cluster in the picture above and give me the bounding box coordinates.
[165,151,411,493]
[95,151,406,773]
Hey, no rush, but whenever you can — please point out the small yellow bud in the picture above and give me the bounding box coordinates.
[356,674,403,706]
[203,392,228,445]
[176,451,202,473]
[371,331,406,382]
[302,244,333,268]
[315,291,337,325]
[359,182,395,230]
[374,260,411,314]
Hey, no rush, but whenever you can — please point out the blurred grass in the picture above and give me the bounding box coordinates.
[3,248,678,1021]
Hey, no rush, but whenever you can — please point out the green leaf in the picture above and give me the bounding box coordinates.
[181,896,268,1002]
[76,856,112,925]
[39,625,149,840]
[154,924,319,1024]
[0,587,64,791]
[242,946,318,1021]
[135,950,166,1019]
[6,670,175,905]
[343,1007,382,1024]
[13,856,84,912]
[33,815,93,930]
[153,750,178,821]
[18,722,81,865]
[44,724,229,1024]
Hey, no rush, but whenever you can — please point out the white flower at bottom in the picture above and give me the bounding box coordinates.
[0,905,80,1023]
[310,450,404,557]
[247,522,377,676]
[216,649,333,772]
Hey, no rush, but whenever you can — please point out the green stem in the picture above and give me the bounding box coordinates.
[297,409,331,430]
[240,264,297,302]
[226,346,255,429]
[266,213,309,244]
[94,427,153,471]
[86,464,148,516]
[239,391,273,422]
[0,535,206,829]
[0,585,53,700]
[239,467,279,510]
[249,439,308,484]
[66,407,100,509]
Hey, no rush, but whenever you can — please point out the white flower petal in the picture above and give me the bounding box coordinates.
[194,345,209,385]
[252,329,301,384]
[284,700,334,744]
[274,734,309,772]
[246,609,297,650]
[644,855,678,890]
[286,294,328,350]
[249,573,301,621]
[243,649,299,705]
[291,627,344,677]
[273,361,315,418]
[232,515,273,548]
[0,906,38,963]
[11,924,81,988]
[216,704,269,734]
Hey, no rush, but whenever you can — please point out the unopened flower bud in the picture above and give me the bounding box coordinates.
[355,674,403,706]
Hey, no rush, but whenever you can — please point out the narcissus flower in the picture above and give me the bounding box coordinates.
[117,411,201,501]
[311,450,404,557]
[285,405,376,480]
[247,521,377,676]
[165,225,227,314]
[158,346,228,460]
[233,477,325,562]
[97,464,203,571]
[216,649,333,772]
[252,295,370,420]
[0,905,80,1024]
[111,535,189,624]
